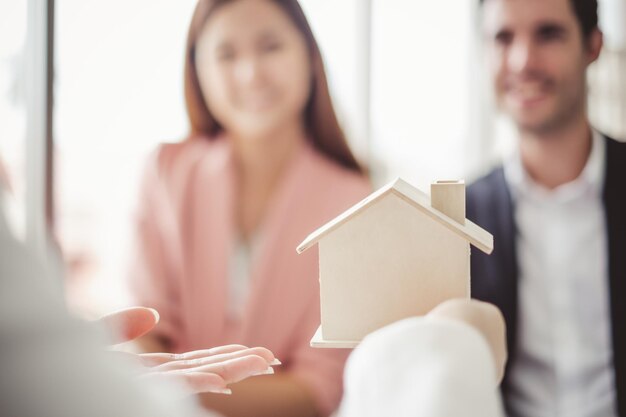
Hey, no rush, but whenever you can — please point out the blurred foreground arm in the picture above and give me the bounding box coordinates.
[340,299,506,417]
[0,230,195,417]
[0,227,276,417]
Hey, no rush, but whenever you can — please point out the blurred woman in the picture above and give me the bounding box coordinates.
[128,0,370,416]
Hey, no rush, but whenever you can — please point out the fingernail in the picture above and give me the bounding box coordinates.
[252,367,274,376]
[210,388,232,395]
[148,308,160,323]
[269,359,282,366]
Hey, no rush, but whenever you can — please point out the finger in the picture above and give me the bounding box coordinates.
[176,355,273,385]
[182,372,231,395]
[139,344,251,366]
[149,347,277,371]
[100,307,159,344]
[205,344,252,356]
[139,371,229,395]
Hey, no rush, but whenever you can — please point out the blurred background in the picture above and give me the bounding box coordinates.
[1,0,625,316]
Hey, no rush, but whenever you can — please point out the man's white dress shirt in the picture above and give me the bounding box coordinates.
[504,131,617,417]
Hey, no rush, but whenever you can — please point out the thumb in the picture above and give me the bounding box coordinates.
[99,307,159,344]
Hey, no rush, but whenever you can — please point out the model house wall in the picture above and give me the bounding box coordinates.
[319,192,470,341]
[298,178,493,347]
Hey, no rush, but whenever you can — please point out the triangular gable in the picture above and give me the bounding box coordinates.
[297,178,494,255]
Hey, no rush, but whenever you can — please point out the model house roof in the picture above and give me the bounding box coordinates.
[297,178,494,255]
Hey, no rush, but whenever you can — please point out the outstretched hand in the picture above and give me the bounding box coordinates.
[99,307,279,395]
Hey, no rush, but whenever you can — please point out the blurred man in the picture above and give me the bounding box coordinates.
[470,0,626,416]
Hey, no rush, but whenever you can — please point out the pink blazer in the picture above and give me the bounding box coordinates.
[129,137,371,415]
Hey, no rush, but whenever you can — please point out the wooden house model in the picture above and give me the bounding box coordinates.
[296,178,494,348]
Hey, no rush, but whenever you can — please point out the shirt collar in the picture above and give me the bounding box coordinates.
[504,129,606,202]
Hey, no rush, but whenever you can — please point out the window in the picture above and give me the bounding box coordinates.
[0,0,28,239]
[55,0,198,311]
[370,0,483,190]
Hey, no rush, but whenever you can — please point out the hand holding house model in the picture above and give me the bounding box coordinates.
[296,178,494,348]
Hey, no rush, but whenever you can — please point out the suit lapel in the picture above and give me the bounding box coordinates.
[486,169,519,372]
[239,142,317,345]
[470,168,519,356]
[186,139,236,346]
[603,136,626,416]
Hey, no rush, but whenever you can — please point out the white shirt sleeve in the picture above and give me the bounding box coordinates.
[339,316,505,417]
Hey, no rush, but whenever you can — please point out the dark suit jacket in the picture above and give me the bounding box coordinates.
[467,135,626,416]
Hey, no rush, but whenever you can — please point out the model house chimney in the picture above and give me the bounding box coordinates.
[430,180,466,224]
